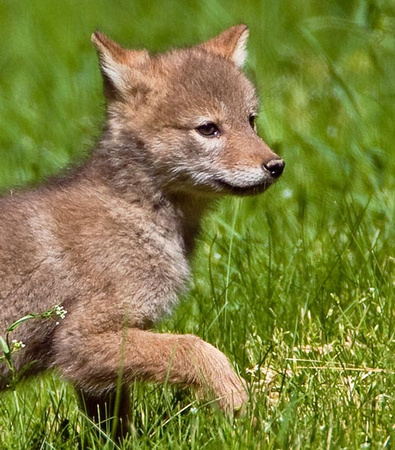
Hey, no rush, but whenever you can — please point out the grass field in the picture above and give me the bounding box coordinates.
[0,0,394,448]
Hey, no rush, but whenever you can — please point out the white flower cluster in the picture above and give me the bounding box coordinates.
[54,305,67,320]
[11,339,25,351]
[54,305,67,325]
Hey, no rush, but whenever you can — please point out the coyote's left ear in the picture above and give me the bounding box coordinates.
[199,25,249,68]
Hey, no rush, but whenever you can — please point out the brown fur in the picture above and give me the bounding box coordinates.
[0,25,284,436]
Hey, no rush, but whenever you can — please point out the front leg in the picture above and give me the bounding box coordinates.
[55,327,247,416]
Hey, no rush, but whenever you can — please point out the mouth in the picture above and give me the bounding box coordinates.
[214,178,272,196]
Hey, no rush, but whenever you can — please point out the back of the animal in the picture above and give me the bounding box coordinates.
[0,192,65,384]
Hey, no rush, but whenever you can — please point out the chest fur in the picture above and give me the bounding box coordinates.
[50,191,191,326]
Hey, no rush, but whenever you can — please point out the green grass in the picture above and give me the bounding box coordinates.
[0,0,394,448]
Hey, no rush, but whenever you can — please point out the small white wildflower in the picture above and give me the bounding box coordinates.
[55,321,60,326]
[54,305,67,320]
[11,340,25,350]
[190,407,198,414]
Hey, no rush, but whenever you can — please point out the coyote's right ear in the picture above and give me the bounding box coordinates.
[91,32,149,99]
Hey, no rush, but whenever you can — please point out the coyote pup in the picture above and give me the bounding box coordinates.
[0,25,284,432]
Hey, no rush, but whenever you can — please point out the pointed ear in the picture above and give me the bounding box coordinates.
[91,32,149,99]
[199,25,249,68]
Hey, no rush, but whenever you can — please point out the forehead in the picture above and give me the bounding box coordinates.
[152,49,259,122]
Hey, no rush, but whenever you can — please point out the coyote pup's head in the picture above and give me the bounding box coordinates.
[92,25,284,197]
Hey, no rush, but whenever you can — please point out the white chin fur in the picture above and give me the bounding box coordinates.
[216,167,270,188]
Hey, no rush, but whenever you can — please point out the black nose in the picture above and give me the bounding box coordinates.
[263,158,285,179]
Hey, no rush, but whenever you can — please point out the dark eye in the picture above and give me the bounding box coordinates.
[196,122,220,137]
[249,114,257,130]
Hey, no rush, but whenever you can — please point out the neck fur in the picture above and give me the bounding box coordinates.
[87,138,213,258]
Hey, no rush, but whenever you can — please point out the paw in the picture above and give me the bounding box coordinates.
[191,337,248,415]
[216,376,248,415]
